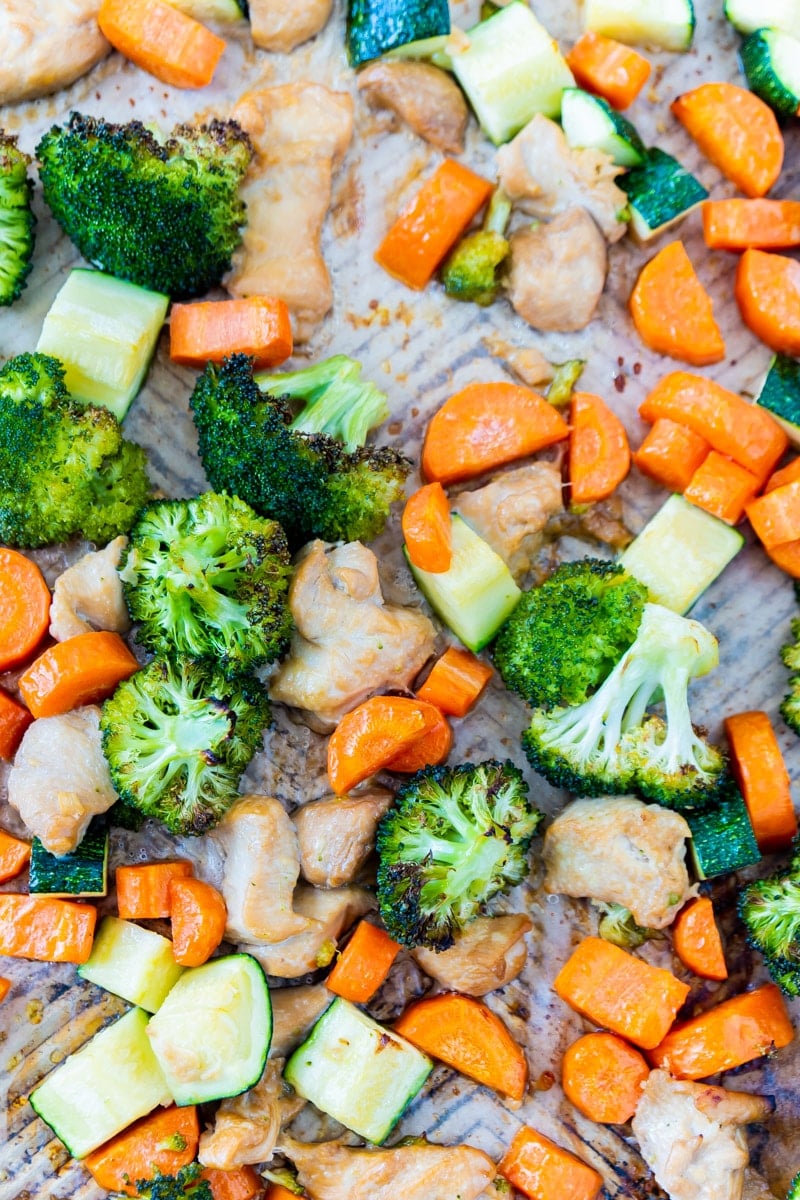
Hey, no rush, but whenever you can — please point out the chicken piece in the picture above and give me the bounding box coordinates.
[0,1,109,106]
[270,541,436,728]
[270,984,332,1057]
[283,1138,496,1200]
[454,463,564,580]
[7,706,117,855]
[497,114,628,243]
[199,1059,305,1170]
[742,1170,777,1200]
[49,536,131,642]
[482,335,555,389]
[227,83,354,342]
[357,60,469,154]
[413,914,532,996]
[249,0,332,52]
[543,796,694,929]
[632,1070,774,1200]
[243,885,374,978]
[507,209,608,333]
[294,789,393,887]
[212,795,314,944]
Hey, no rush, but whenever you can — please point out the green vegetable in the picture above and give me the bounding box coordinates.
[376,759,542,950]
[789,1170,800,1200]
[781,611,800,736]
[346,0,450,66]
[619,147,707,242]
[37,113,252,298]
[595,902,655,950]
[740,28,800,118]
[584,0,696,51]
[561,88,646,167]
[546,360,585,408]
[168,0,247,20]
[112,1163,213,1200]
[29,820,108,897]
[255,354,390,452]
[686,791,761,880]
[441,188,511,307]
[724,0,800,37]
[78,916,184,1012]
[0,133,35,306]
[739,873,800,965]
[755,353,800,449]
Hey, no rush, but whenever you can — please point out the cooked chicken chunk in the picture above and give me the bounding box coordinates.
[413,914,532,996]
[249,0,332,52]
[742,1170,777,1200]
[243,885,374,978]
[270,541,436,727]
[283,1138,496,1200]
[543,796,694,929]
[270,984,332,1057]
[7,706,117,855]
[507,209,608,332]
[497,114,628,243]
[49,536,131,642]
[632,1071,774,1200]
[454,463,563,580]
[227,84,354,342]
[294,789,393,887]
[0,1,109,106]
[357,61,469,154]
[199,1059,305,1170]
[482,336,555,389]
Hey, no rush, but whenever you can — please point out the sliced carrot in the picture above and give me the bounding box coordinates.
[633,418,710,493]
[724,711,797,854]
[0,548,51,672]
[671,82,783,198]
[553,937,690,1051]
[383,701,452,773]
[683,450,761,525]
[0,894,96,963]
[375,160,493,290]
[702,199,800,251]
[639,372,788,483]
[566,32,651,109]
[83,1106,199,1196]
[0,977,10,1003]
[327,919,401,1003]
[170,297,293,370]
[0,828,31,883]
[98,0,226,89]
[648,983,794,1079]
[766,458,800,493]
[630,241,725,367]
[736,248,800,357]
[265,1188,303,1200]
[569,391,631,505]
[747,481,800,547]
[498,1126,603,1200]
[116,860,194,920]
[169,877,227,967]
[200,1166,264,1200]
[18,631,140,719]
[416,646,493,717]
[394,992,528,1100]
[0,687,33,761]
[561,1032,650,1124]
[422,382,569,485]
[766,538,800,578]
[672,897,728,982]
[327,696,430,795]
[402,482,452,573]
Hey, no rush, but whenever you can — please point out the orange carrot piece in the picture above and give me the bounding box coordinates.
[265,1188,303,1200]
[569,391,631,505]
[327,919,401,1003]
[0,687,33,761]
[724,711,797,853]
[766,457,800,493]
[671,83,783,198]
[553,937,690,1050]
[499,1126,603,1200]
[0,828,31,884]
[766,538,800,578]
[170,297,293,370]
[633,418,710,493]
[83,1106,199,1195]
[648,984,794,1079]
[98,0,226,89]
[168,877,227,967]
[683,450,761,524]
[200,1167,264,1200]
[702,199,800,251]
[116,861,194,920]
[0,977,10,1003]
[383,700,452,773]
[394,992,528,1100]
[566,32,651,109]
[402,483,452,573]
[416,647,493,717]
[630,241,725,367]
[736,248,800,357]
[561,1032,650,1124]
[18,631,140,719]
[672,897,728,982]
[0,548,51,672]
[375,160,493,290]
[747,481,800,547]
[639,372,788,483]
[422,382,569,486]
[327,696,430,795]
[0,894,96,963]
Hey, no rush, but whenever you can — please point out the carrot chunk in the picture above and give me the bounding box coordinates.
[18,631,140,719]
[569,391,631,505]
[383,702,452,773]
[702,199,800,251]
[169,877,227,967]
[0,687,33,761]
[0,894,96,963]
[499,1126,603,1200]
[633,418,710,493]
[200,1166,264,1200]
[747,481,800,547]
[561,1032,650,1124]
[326,696,431,795]
[0,548,51,672]
[766,458,800,493]
[416,647,493,717]
[265,1188,304,1200]
[83,1106,199,1195]
[0,977,10,1003]
[116,860,194,920]
[566,32,651,109]
[402,483,452,573]
[0,827,32,884]
[766,538,800,578]
[98,0,226,89]
[630,241,725,366]
[683,450,761,524]
[672,897,728,981]
[724,711,797,853]
[736,248,800,356]
[671,82,783,198]
[327,920,401,1003]
[170,297,293,369]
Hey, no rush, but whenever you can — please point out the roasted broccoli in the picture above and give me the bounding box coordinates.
[0,133,35,305]
[376,760,542,950]
[781,607,800,736]
[120,493,293,674]
[441,187,511,306]
[101,658,270,835]
[190,354,410,548]
[37,114,252,298]
[595,902,655,950]
[0,352,150,547]
[789,1170,800,1200]
[112,1164,212,1200]
[256,355,390,451]
[738,860,800,996]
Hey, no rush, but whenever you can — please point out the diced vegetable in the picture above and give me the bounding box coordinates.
[97,0,227,89]
[326,920,401,1003]
[561,88,645,166]
[78,916,184,1011]
[499,1125,603,1200]
[584,0,696,52]
[168,877,227,968]
[83,1104,199,1195]
[0,894,96,963]
[326,696,436,794]
[169,296,293,370]
[0,687,33,761]
[561,1032,650,1123]
[402,483,452,573]
[672,897,728,981]
[756,353,800,446]
[767,457,800,492]
[748,481,800,547]
[686,791,761,880]
[0,828,31,883]
[0,977,10,1003]
[724,0,800,37]
[0,548,50,671]
[416,647,494,717]
[383,703,452,774]
[116,860,194,920]
[346,0,450,67]
[29,820,109,898]
[18,631,140,718]
[724,711,798,853]
[735,248,800,357]
[619,148,707,242]
[633,418,710,493]
[765,538,800,577]
[569,391,631,505]
[702,199,800,252]
[200,1166,265,1200]
[630,241,725,366]
[671,83,783,199]
[566,31,651,110]
[740,28,800,118]
[167,0,245,22]
[683,451,760,525]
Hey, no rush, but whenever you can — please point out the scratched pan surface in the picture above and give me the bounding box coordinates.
[1,2,799,1197]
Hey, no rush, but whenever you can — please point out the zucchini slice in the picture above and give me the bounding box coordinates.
[166,0,246,19]
[78,916,184,1012]
[346,0,450,66]
[756,353,800,447]
[29,819,108,897]
[687,791,761,880]
[584,0,696,51]
[724,0,800,38]
[561,88,645,167]
[740,29,800,118]
[619,148,707,241]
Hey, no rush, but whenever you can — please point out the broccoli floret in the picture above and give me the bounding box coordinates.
[594,902,656,950]
[190,354,410,548]
[376,760,542,950]
[101,658,270,835]
[546,360,586,409]
[739,873,800,968]
[789,1171,800,1200]
[0,133,35,305]
[493,558,648,708]
[120,493,293,674]
[37,113,252,298]
[113,1163,212,1200]
[781,614,800,735]
[441,187,511,306]
[256,355,390,451]
[0,352,150,548]
[523,603,729,809]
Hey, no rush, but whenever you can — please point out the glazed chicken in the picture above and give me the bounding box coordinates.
[249,0,333,52]
[357,60,469,154]
[199,1059,305,1170]
[454,463,563,580]
[283,1138,496,1200]
[244,885,374,978]
[270,985,332,1057]
[49,536,131,642]
[507,209,608,332]
[0,1,109,106]
[294,789,393,887]
[413,914,532,996]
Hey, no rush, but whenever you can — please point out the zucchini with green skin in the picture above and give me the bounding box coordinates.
[756,354,800,447]
[29,819,108,897]
[78,916,184,1012]
[560,88,645,167]
[740,29,800,118]
[687,791,761,880]
[166,0,247,19]
[724,0,800,38]
[584,0,696,51]
[346,0,450,66]
[619,148,707,241]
